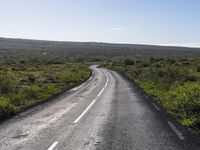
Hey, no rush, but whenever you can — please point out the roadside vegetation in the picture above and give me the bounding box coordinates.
[1,38,200,138]
[104,58,200,136]
[0,62,91,121]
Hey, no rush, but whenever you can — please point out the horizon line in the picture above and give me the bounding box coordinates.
[0,36,199,49]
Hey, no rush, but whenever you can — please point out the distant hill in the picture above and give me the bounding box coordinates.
[0,37,200,63]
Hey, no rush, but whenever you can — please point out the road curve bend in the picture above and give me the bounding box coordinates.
[0,66,199,150]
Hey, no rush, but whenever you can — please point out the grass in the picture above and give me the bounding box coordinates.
[0,63,91,121]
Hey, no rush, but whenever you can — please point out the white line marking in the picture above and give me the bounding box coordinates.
[152,103,160,111]
[71,85,83,91]
[47,141,59,150]
[98,87,105,97]
[73,98,97,123]
[168,121,185,140]
[88,76,92,81]
[73,71,109,123]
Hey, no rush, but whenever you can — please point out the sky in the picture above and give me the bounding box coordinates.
[0,0,200,47]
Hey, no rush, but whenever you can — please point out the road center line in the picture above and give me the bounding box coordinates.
[73,98,97,123]
[73,71,108,123]
[168,121,185,140]
[98,87,105,97]
[47,141,59,150]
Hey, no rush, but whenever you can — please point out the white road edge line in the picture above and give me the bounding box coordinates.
[47,141,59,150]
[73,71,109,123]
[72,85,83,91]
[152,103,160,111]
[168,121,185,140]
[88,76,92,81]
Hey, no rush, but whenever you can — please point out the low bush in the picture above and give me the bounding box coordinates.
[0,63,91,121]
[124,59,134,66]
[0,97,16,120]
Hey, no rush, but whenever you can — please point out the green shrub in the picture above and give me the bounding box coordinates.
[124,59,134,66]
[0,97,16,119]
[0,73,15,94]
[197,66,200,72]
[140,63,150,68]
[161,83,200,127]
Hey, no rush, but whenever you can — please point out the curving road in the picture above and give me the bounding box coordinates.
[0,66,199,150]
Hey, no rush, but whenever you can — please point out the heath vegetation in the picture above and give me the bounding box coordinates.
[0,62,90,120]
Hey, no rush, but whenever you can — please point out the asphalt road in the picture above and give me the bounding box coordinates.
[0,66,199,150]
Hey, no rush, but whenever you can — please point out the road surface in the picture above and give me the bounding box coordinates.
[0,66,199,150]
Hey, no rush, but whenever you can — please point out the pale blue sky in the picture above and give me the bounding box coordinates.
[0,0,200,47]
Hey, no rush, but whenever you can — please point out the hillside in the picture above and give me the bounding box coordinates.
[1,37,200,63]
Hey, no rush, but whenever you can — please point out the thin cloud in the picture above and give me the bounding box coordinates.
[109,27,125,31]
